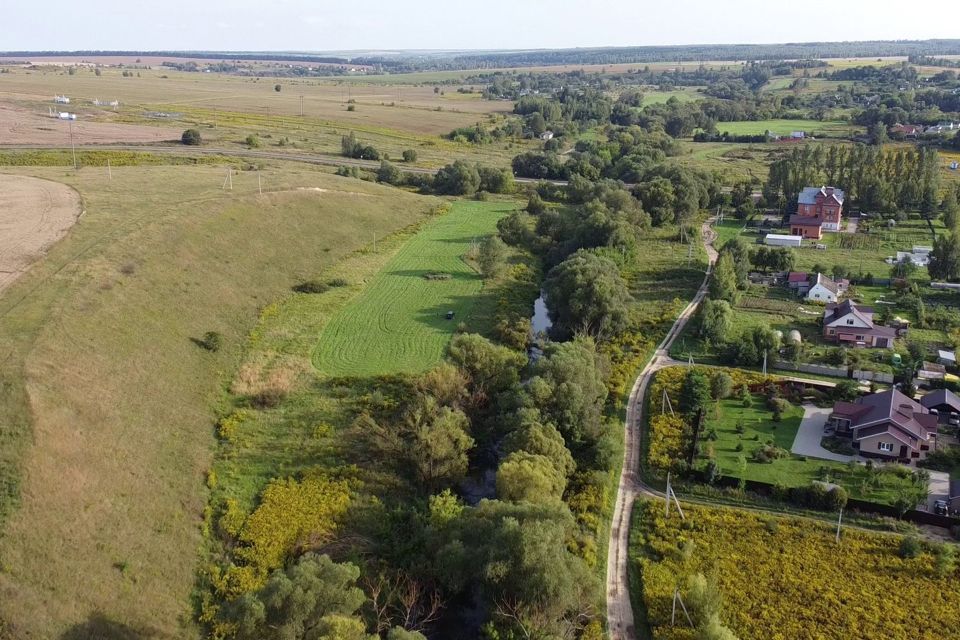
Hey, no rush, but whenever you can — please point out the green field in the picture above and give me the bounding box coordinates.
[313,200,515,376]
[714,119,861,137]
[640,87,704,105]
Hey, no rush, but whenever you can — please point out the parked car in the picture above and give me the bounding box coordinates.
[934,500,949,516]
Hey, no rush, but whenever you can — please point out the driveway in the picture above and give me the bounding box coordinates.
[844,217,859,234]
[928,470,951,511]
[791,406,856,462]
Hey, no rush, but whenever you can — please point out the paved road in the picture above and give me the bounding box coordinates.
[605,219,718,640]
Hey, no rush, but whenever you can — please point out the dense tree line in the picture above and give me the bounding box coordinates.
[765,144,942,214]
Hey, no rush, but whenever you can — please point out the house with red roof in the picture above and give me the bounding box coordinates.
[828,388,937,461]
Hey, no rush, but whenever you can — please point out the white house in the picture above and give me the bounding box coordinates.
[763,233,803,247]
[806,272,845,303]
[540,131,554,141]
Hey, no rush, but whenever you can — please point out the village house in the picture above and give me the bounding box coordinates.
[919,388,960,423]
[787,271,810,295]
[828,388,938,462]
[806,272,847,303]
[789,186,845,239]
[888,123,923,138]
[822,299,897,348]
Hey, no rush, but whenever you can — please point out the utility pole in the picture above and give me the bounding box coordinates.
[762,350,768,375]
[107,158,112,180]
[300,95,304,117]
[835,507,844,544]
[69,118,77,170]
[258,170,262,196]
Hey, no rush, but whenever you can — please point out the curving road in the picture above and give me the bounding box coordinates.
[605,219,718,640]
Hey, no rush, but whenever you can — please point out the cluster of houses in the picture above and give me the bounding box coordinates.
[889,121,960,138]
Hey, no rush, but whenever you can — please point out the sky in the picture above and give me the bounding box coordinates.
[4,0,959,52]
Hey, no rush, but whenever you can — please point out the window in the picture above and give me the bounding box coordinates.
[847,319,854,325]
[878,442,893,452]
[828,329,835,335]
[855,335,864,341]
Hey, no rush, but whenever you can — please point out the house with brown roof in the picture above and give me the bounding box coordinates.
[822,299,897,348]
[828,388,938,461]
[889,123,923,138]
[795,186,844,233]
[787,271,810,294]
[789,214,825,239]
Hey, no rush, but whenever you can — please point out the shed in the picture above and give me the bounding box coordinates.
[764,233,803,247]
[938,350,956,367]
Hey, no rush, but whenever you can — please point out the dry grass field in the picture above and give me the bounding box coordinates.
[0,163,439,639]
[0,174,82,294]
[0,103,182,144]
[0,66,510,135]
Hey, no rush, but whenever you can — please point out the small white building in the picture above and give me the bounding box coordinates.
[806,272,844,303]
[540,131,554,141]
[54,95,70,104]
[764,233,803,247]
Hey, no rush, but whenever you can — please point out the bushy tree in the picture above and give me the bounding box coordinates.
[699,299,732,346]
[477,235,506,278]
[501,409,576,477]
[401,149,418,163]
[543,250,632,340]
[680,369,712,417]
[431,161,479,195]
[377,160,401,185]
[222,554,369,640]
[496,451,566,503]
[181,128,202,145]
[709,253,739,303]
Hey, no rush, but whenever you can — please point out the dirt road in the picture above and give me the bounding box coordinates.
[605,219,717,640]
[0,174,82,295]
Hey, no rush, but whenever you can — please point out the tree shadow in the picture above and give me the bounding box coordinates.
[60,613,160,640]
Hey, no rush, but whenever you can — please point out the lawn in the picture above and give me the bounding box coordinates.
[703,393,922,503]
[714,118,861,137]
[631,499,960,640]
[0,163,440,638]
[313,200,516,377]
[639,87,704,105]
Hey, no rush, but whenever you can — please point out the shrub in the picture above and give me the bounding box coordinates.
[293,280,330,294]
[274,83,281,92]
[346,104,356,111]
[899,535,921,559]
[402,149,418,162]
[327,278,348,287]
[244,134,261,148]
[181,128,202,145]
[198,331,223,352]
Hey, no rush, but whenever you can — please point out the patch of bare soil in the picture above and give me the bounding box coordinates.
[0,174,82,294]
[0,103,179,144]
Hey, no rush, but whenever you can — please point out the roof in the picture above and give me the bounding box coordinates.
[812,272,839,295]
[789,214,822,226]
[764,234,803,242]
[920,388,960,411]
[833,389,938,444]
[938,350,957,362]
[798,186,845,205]
[824,299,874,327]
[788,271,809,283]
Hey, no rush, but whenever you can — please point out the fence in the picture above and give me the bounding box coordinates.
[701,474,960,529]
[774,362,847,378]
[852,370,895,384]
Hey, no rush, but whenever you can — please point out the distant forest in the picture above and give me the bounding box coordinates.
[6,40,960,72]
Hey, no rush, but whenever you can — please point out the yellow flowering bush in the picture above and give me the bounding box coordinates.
[634,500,960,640]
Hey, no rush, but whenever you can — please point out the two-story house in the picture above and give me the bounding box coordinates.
[822,299,897,348]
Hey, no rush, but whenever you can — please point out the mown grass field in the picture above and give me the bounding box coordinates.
[714,118,861,137]
[0,163,439,639]
[313,200,515,377]
[640,87,703,105]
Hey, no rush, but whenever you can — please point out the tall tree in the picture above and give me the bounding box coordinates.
[709,253,739,303]
[928,232,960,281]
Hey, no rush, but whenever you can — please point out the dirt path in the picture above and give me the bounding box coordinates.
[605,219,717,640]
[0,174,82,294]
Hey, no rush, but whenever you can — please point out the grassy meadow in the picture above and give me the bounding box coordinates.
[314,200,515,377]
[0,163,439,638]
[714,118,861,137]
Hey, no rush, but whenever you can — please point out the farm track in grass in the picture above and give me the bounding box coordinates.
[313,200,516,377]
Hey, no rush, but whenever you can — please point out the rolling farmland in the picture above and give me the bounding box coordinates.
[313,200,515,376]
